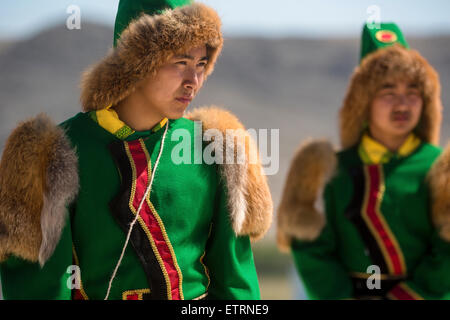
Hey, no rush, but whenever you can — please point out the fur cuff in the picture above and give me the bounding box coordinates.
[81,3,223,112]
[185,107,273,241]
[0,114,79,266]
[427,142,450,242]
[277,139,337,252]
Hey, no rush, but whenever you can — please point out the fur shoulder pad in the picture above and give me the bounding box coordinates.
[277,139,337,252]
[184,106,273,241]
[427,142,450,242]
[0,114,79,266]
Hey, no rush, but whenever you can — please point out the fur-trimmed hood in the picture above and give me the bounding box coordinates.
[340,44,442,149]
[80,3,223,112]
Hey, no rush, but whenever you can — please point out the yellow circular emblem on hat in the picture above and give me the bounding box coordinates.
[375,30,398,43]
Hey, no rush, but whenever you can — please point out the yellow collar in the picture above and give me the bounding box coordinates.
[93,105,168,139]
[358,133,421,164]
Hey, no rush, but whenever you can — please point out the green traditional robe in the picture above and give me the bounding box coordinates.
[0,111,260,300]
[291,134,450,300]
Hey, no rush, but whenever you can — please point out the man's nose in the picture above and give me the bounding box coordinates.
[394,94,409,108]
[183,68,199,90]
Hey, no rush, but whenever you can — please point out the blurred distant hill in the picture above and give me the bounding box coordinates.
[1,22,449,214]
[0,21,449,300]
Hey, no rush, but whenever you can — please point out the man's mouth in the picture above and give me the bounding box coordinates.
[391,113,410,122]
[176,96,193,104]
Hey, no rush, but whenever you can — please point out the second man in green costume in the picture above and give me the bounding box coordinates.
[277,22,450,300]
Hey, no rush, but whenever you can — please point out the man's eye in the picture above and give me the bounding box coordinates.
[176,61,187,65]
[197,62,207,68]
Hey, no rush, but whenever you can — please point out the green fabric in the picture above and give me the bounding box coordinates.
[0,222,73,299]
[402,229,450,300]
[292,183,354,300]
[291,143,450,300]
[0,112,260,300]
[360,22,409,61]
[113,0,193,46]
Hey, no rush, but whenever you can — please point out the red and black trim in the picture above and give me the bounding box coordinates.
[122,289,151,300]
[345,165,389,273]
[387,283,423,300]
[345,164,407,277]
[109,139,182,300]
[362,165,406,275]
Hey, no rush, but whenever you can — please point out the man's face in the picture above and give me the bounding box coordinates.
[369,80,423,139]
[135,45,208,119]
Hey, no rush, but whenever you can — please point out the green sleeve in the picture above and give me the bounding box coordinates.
[291,185,353,300]
[203,180,261,300]
[0,220,73,300]
[387,232,450,300]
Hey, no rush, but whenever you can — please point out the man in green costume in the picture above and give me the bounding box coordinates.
[0,0,272,300]
[277,23,450,300]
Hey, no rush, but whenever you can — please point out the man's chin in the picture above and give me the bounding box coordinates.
[167,110,187,120]
[389,127,414,138]
[390,121,415,132]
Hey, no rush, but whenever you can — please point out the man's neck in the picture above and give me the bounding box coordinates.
[368,128,410,152]
[112,95,163,132]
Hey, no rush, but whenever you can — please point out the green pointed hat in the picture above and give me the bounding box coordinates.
[360,22,409,61]
[113,0,193,46]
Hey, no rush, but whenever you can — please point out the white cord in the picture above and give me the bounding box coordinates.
[104,120,169,300]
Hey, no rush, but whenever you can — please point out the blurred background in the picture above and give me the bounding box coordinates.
[0,0,449,300]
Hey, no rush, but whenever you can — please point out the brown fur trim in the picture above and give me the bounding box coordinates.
[427,142,450,242]
[81,3,223,112]
[0,114,79,266]
[185,107,273,241]
[276,139,337,252]
[340,44,442,149]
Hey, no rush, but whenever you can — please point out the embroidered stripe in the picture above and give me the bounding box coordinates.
[122,289,151,300]
[109,141,168,299]
[199,223,213,291]
[350,271,405,281]
[345,165,389,272]
[126,139,182,300]
[388,283,423,300]
[140,140,184,299]
[145,196,184,300]
[193,292,209,300]
[362,165,407,275]
[72,245,89,300]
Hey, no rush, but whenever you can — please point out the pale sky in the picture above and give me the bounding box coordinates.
[1,0,450,40]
